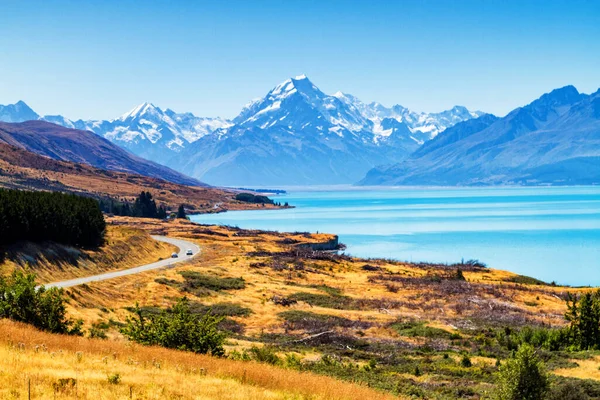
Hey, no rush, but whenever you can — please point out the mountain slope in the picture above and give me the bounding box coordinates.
[1,78,483,186]
[0,120,203,186]
[0,143,284,213]
[169,76,484,185]
[38,103,232,161]
[0,100,39,123]
[360,86,600,186]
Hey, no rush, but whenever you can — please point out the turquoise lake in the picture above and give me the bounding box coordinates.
[191,187,600,286]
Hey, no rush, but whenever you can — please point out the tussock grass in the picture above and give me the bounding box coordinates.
[0,319,397,400]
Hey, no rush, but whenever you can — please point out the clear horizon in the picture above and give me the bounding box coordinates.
[1,0,599,120]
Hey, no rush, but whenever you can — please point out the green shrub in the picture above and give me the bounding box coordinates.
[248,346,281,365]
[547,381,589,400]
[460,354,472,368]
[121,297,226,356]
[179,271,245,292]
[0,271,82,334]
[107,373,121,385]
[390,320,454,339]
[493,344,548,400]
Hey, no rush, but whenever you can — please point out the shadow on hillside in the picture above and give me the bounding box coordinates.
[0,241,90,270]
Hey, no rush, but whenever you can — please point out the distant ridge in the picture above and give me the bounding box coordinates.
[0,120,204,186]
[0,76,484,185]
[359,86,600,186]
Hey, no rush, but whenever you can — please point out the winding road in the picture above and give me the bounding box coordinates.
[43,236,200,289]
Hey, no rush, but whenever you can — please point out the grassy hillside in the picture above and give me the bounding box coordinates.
[0,143,285,213]
[0,225,176,284]
[0,319,396,400]
[0,120,201,186]
[3,217,600,398]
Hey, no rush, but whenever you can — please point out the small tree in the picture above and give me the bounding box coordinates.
[493,344,548,400]
[157,205,167,220]
[0,271,82,334]
[121,297,225,356]
[177,204,187,219]
[565,290,600,349]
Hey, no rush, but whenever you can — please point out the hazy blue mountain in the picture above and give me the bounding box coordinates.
[0,78,483,185]
[0,101,39,122]
[360,86,600,186]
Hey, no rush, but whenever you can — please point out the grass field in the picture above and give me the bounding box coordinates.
[2,216,600,398]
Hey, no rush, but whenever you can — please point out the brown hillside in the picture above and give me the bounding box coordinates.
[0,143,284,213]
[0,120,201,186]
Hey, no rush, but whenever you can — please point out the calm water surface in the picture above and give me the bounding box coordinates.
[191,187,600,286]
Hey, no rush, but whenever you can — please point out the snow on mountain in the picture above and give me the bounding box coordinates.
[0,76,484,185]
[360,85,600,186]
[0,101,40,123]
[169,76,484,185]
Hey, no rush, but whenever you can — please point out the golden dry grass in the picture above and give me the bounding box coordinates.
[0,319,398,400]
[0,226,177,284]
[0,142,284,213]
[554,356,600,381]
[52,216,585,355]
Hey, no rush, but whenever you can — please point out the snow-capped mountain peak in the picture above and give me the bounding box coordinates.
[119,102,161,121]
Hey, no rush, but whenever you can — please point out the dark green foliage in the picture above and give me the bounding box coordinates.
[279,310,370,331]
[157,205,167,219]
[286,292,355,310]
[0,271,82,334]
[176,204,186,219]
[565,290,600,350]
[132,191,158,218]
[390,320,455,339]
[88,321,109,339]
[0,188,105,247]
[506,275,548,285]
[121,297,226,356]
[460,354,472,367]
[98,197,132,216]
[179,271,245,292]
[189,302,252,318]
[248,346,281,365]
[235,192,274,205]
[493,344,548,400]
[155,272,246,297]
[547,381,589,400]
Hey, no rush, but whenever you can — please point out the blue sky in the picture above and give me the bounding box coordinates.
[1,0,599,120]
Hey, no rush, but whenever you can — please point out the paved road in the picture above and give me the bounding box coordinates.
[43,236,200,289]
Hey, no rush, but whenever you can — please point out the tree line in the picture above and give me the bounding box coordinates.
[0,188,106,248]
[99,191,187,219]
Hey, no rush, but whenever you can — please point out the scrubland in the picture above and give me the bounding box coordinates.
[2,216,600,399]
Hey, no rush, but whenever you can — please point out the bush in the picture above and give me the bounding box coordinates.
[248,346,281,365]
[460,354,472,368]
[0,189,105,247]
[235,193,274,205]
[547,381,589,400]
[107,373,121,385]
[493,344,548,400]
[0,271,82,334]
[121,297,226,356]
[179,271,245,292]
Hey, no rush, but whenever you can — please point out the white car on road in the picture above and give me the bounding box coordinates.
[186,249,193,256]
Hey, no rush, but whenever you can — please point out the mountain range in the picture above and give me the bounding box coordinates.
[0,75,483,185]
[0,120,202,186]
[360,85,600,186]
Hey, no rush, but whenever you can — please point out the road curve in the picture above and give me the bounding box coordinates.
[43,236,200,289]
